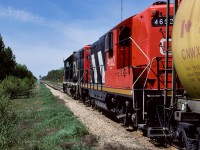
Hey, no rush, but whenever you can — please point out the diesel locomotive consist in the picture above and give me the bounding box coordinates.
[63,0,200,149]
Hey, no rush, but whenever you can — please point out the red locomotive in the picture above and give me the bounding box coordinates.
[63,1,200,149]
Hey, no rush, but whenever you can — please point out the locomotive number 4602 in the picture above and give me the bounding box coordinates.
[152,17,173,27]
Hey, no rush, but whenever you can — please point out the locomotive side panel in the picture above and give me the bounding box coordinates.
[63,52,79,95]
[131,4,174,90]
[63,54,74,83]
[105,4,174,91]
[83,45,91,83]
[90,36,106,84]
[105,17,133,90]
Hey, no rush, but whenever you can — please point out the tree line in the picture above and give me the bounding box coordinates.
[0,34,36,98]
[41,68,63,82]
[0,35,36,81]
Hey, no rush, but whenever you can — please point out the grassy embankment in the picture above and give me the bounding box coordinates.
[8,83,94,150]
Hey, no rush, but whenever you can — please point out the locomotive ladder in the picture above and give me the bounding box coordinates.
[163,0,175,129]
[148,0,175,139]
[77,70,88,98]
[164,0,170,128]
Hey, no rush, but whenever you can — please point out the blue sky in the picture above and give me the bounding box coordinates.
[0,0,157,78]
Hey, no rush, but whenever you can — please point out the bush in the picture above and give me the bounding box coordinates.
[20,77,35,97]
[0,95,16,149]
[0,76,20,99]
[0,76,35,99]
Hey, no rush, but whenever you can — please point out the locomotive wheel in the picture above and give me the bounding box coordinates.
[177,128,198,150]
[80,95,85,102]
[118,105,125,125]
[76,94,80,100]
[130,113,138,131]
[92,99,97,109]
[81,96,84,102]
[117,104,129,127]
[73,94,77,100]
[85,96,90,106]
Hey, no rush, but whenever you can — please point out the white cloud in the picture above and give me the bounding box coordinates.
[0,6,44,23]
[63,24,102,46]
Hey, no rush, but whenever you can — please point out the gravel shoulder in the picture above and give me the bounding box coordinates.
[46,85,177,150]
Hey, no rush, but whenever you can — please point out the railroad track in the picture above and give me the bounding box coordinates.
[43,81,63,92]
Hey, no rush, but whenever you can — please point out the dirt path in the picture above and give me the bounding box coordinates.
[46,85,176,150]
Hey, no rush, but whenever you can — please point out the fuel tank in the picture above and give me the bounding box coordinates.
[172,0,200,100]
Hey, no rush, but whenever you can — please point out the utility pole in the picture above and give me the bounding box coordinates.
[121,0,123,21]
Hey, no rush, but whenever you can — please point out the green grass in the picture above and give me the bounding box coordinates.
[9,83,90,150]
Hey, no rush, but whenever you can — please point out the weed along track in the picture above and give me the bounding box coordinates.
[9,83,93,150]
[45,82,176,150]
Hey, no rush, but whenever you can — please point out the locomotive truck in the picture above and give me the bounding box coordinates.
[63,0,200,149]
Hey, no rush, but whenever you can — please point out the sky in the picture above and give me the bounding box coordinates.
[0,0,158,78]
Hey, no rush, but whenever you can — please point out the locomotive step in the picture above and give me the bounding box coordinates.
[159,69,173,73]
[162,69,173,71]
[116,114,126,119]
[164,88,173,90]
[147,127,170,138]
[158,59,172,62]
[116,113,131,119]
[138,124,147,129]
[165,49,172,52]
